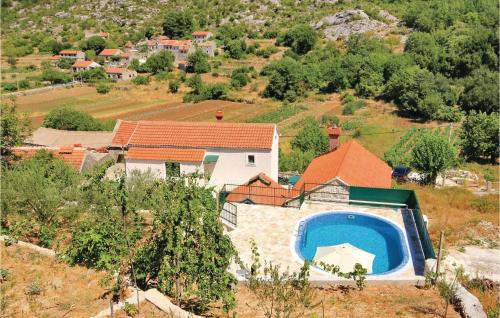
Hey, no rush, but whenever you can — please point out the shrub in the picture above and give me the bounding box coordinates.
[124,302,138,317]
[25,280,44,298]
[256,46,278,58]
[96,83,111,94]
[320,114,340,127]
[132,75,150,85]
[162,10,194,39]
[187,49,210,74]
[291,117,329,156]
[342,100,366,115]
[280,24,317,55]
[18,79,30,89]
[168,80,180,93]
[43,107,107,131]
[2,83,17,91]
[230,72,250,88]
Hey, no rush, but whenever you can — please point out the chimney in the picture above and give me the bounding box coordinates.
[327,125,341,151]
[215,110,224,121]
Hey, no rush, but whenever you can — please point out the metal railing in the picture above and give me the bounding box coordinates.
[221,183,303,208]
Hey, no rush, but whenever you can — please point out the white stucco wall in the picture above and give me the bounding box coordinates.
[126,159,203,179]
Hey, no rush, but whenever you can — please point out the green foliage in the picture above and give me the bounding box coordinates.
[263,57,316,102]
[459,111,499,163]
[459,68,499,114]
[291,117,328,156]
[41,68,72,84]
[1,150,80,224]
[319,262,368,291]
[230,67,253,88]
[96,83,111,94]
[280,24,317,55]
[82,35,106,53]
[255,46,278,58]
[225,39,246,59]
[246,240,316,317]
[133,176,237,312]
[43,107,109,131]
[77,68,108,83]
[341,95,366,115]
[142,50,174,74]
[0,104,31,165]
[57,57,74,69]
[24,280,44,299]
[132,75,150,85]
[162,10,194,39]
[216,23,246,45]
[384,128,421,168]
[320,114,340,127]
[279,149,314,173]
[411,131,458,184]
[124,302,138,317]
[187,49,210,74]
[168,80,180,93]
[39,39,70,55]
[247,104,307,123]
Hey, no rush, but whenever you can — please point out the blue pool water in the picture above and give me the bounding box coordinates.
[296,212,408,275]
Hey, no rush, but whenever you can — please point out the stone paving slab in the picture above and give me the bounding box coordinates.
[227,201,425,283]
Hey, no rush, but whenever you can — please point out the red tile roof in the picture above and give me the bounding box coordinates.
[125,147,205,163]
[294,140,392,190]
[13,147,86,172]
[111,120,276,150]
[226,173,297,206]
[192,31,210,36]
[72,60,95,68]
[105,67,127,74]
[60,49,80,55]
[327,127,341,136]
[120,53,129,58]
[50,55,61,60]
[99,48,121,56]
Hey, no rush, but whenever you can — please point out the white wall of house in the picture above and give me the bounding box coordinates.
[126,159,203,179]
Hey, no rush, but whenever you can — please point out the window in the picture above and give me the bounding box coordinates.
[247,154,256,166]
[165,162,180,177]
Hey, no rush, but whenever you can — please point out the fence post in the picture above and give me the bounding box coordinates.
[110,299,114,317]
[435,231,444,276]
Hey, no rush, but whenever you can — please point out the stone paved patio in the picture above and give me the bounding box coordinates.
[226,201,426,283]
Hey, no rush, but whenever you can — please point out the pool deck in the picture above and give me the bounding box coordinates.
[226,200,426,284]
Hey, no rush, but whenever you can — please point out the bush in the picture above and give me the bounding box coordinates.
[320,114,340,127]
[256,46,278,58]
[225,40,246,59]
[231,72,250,88]
[187,50,211,74]
[291,117,329,156]
[342,100,366,115]
[42,107,107,131]
[280,24,317,55]
[78,68,108,83]
[279,149,314,173]
[169,80,180,93]
[162,10,194,39]
[132,75,150,85]
[96,83,111,94]
[142,50,174,74]
[2,83,17,91]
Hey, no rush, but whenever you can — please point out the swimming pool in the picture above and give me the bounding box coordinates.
[295,211,409,275]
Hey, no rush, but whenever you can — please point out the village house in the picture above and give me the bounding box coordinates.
[71,60,101,72]
[98,48,124,62]
[105,67,137,80]
[197,41,216,57]
[192,31,212,43]
[25,127,114,149]
[59,49,85,60]
[109,113,279,187]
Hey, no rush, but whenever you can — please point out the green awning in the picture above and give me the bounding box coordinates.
[204,155,219,163]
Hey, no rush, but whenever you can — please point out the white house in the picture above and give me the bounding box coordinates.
[59,49,85,60]
[105,67,137,80]
[197,41,216,57]
[72,60,101,72]
[192,31,212,43]
[109,115,279,187]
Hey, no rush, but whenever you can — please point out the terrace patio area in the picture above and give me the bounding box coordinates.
[226,200,426,283]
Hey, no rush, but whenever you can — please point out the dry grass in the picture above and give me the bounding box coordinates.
[210,285,461,318]
[401,184,499,246]
[0,244,111,318]
[113,301,171,318]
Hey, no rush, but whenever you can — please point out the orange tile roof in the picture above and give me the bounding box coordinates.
[60,49,80,54]
[72,60,95,68]
[99,48,121,56]
[13,147,86,172]
[99,32,109,38]
[50,55,61,60]
[226,173,298,206]
[327,127,341,136]
[111,120,276,150]
[192,31,210,36]
[160,39,191,47]
[294,140,392,190]
[120,53,129,58]
[105,67,126,74]
[125,147,205,163]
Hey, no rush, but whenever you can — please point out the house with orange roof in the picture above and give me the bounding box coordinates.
[293,134,392,201]
[12,146,110,172]
[105,67,137,80]
[192,31,212,43]
[110,112,279,187]
[98,48,124,61]
[71,60,101,72]
[59,49,85,60]
[197,41,216,56]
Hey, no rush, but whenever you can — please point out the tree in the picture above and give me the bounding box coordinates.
[162,11,194,39]
[460,111,499,163]
[41,68,72,84]
[187,74,203,94]
[143,50,174,74]
[83,35,106,53]
[42,107,106,131]
[263,57,312,101]
[0,103,31,165]
[411,131,458,184]
[78,68,107,83]
[279,149,314,173]
[169,80,180,93]
[187,49,210,74]
[57,57,74,69]
[459,68,499,114]
[282,24,317,55]
[225,39,246,59]
[291,117,329,156]
[133,176,237,312]
[1,150,81,224]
